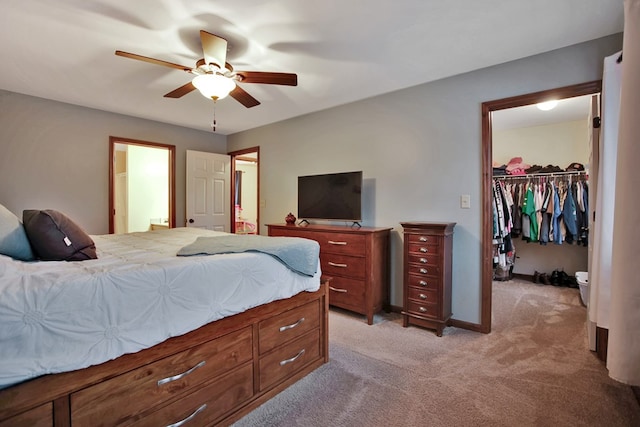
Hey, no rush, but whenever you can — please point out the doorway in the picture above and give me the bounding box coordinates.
[229,147,259,234]
[480,81,601,333]
[109,137,176,234]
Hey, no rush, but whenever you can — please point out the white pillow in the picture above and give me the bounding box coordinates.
[0,203,35,261]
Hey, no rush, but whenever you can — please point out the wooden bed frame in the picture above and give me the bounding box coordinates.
[0,280,329,427]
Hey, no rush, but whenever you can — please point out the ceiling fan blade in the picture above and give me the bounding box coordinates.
[236,71,298,86]
[229,85,260,108]
[164,82,196,98]
[115,50,192,72]
[200,31,228,69]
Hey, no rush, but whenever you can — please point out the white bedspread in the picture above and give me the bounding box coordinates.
[0,228,321,389]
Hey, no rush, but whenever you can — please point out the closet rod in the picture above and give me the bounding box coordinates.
[493,170,587,180]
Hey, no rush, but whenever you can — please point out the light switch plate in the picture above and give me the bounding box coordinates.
[460,194,471,209]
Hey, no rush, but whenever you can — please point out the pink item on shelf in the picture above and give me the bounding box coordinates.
[505,157,531,175]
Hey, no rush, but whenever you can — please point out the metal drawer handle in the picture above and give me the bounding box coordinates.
[328,240,347,245]
[419,268,428,274]
[419,293,428,300]
[329,286,348,293]
[419,307,428,313]
[328,261,348,268]
[420,247,428,253]
[280,349,306,366]
[280,317,305,332]
[157,360,206,386]
[419,258,428,264]
[166,404,207,427]
[419,280,428,287]
[419,236,428,242]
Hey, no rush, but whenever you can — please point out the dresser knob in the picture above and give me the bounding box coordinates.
[419,280,428,287]
[419,268,428,274]
[419,293,428,300]
[419,258,428,264]
[419,307,428,313]
[420,247,428,253]
[419,236,428,242]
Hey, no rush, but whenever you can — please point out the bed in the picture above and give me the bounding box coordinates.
[0,226,329,427]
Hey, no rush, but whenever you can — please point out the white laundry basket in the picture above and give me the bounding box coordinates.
[575,271,588,306]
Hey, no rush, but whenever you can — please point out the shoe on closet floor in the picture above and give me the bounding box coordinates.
[540,273,551,286]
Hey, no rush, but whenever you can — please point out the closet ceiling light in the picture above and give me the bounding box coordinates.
[537,100,558,111]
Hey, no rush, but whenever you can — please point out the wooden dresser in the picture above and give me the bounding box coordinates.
[268,223,391,324]
[400,222,455,336]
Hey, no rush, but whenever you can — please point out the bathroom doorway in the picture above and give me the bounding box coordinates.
[229,147,259,234]
[109,136,176,234]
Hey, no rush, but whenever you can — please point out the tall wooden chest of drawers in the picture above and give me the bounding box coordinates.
[400,222,455,336]
[268,224,391,324]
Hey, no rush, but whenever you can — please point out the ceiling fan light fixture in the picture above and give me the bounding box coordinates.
[192,74,236,100]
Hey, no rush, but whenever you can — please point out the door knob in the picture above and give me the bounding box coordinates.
[189,218,194,224]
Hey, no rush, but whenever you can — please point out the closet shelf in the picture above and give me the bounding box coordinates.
[493,170,587,180]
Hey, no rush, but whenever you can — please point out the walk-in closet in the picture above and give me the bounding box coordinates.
[491,95,594,291]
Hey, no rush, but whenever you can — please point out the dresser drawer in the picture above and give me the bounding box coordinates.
[408,241,440,255]
[315,232,366,255]
[259,300,320,355]
[259,330,320,391]
[0,403,52,427]
[406,300,440,319]
[321,253,366,279]
[130,363,253,427]
[71,326,253,427]
[407,253,441,268]
[407,264,441,278]
[407,274,441,291]
[327,276,365,309]
[407,234,441,245]
[407,287,439,304]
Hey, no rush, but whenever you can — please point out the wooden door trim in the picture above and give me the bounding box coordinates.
[228,146,260,234]
[108,136,176,234]
[480,80,601,333]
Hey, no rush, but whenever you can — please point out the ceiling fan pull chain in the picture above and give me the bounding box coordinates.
[211,99,217,132]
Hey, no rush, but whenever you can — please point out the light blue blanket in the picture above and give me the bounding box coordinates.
[177,235,320,277]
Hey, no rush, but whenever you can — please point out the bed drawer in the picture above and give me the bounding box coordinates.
[71,326,253,427]
[259,330,320,391]
[130,363,253,427]
[259,300,320,355]
[0,403,52,427]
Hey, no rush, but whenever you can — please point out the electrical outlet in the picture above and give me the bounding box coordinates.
[460,194,471,209]
[260,199,266,208]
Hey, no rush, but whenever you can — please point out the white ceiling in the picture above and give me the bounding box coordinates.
[1,1,623,135]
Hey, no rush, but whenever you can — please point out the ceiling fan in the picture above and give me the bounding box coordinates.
[115,30,297,109]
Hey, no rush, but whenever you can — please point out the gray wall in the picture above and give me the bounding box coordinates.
[0,91,226,234]
[228,34,623,325]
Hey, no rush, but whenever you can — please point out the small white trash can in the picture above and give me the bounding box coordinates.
[575,271,588,306]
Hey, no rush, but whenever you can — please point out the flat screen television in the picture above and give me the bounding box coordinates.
[297,171,362,222]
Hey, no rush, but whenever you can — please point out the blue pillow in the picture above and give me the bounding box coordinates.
[0,203,35,261]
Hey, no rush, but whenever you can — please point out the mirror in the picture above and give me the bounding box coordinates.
[109,137,176,234]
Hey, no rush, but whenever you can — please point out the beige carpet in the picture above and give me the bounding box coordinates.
[233,280,640,426]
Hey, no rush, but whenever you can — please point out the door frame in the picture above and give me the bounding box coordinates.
[229,146,260,234]
[479,80,601,333]
[108,136,176,234]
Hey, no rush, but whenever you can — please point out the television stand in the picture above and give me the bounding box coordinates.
[298,219,310,226]
[350,221,361,228]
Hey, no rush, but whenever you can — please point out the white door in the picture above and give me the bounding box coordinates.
[186,150,231,231]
